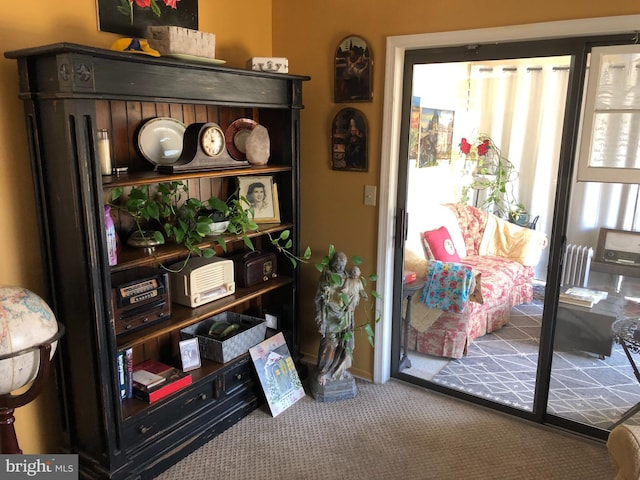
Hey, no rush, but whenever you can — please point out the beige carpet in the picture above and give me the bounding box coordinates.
[154,378,615,480]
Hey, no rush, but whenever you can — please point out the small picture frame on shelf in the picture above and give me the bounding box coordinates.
[238,175,280,223]
[264,310,280,330]
[179,338,201,372]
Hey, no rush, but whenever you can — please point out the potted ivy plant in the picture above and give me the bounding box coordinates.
[109,180,310,270]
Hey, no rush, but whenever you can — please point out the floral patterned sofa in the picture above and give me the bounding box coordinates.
[403,203,547,359]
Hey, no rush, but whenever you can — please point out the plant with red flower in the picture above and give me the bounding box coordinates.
[118,0,181,25]
[459,133,525,220]
[459,136,493,158]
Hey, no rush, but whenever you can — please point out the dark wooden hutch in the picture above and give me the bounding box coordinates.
[5,43,308,479]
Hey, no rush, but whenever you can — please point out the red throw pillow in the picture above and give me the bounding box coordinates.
[423,226,461,262]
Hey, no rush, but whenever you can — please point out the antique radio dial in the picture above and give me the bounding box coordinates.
[157,122,249,173]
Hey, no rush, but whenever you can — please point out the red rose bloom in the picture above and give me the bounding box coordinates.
[477,139,490,156]
[459,138,471,154]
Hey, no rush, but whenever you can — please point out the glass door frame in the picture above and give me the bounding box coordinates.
[390,33,635,441]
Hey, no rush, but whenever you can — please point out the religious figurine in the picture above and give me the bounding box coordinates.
[314,252,368,386]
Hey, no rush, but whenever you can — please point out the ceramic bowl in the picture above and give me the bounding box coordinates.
[207,221,230,235]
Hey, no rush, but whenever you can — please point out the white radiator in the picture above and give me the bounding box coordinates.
[561,243,593,287]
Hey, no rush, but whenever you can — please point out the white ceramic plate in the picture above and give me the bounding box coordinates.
[137,117,186,166]
[164,53,226,65]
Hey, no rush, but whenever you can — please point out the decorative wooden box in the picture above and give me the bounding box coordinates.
[146,26,215,58]
[248,57,289,73]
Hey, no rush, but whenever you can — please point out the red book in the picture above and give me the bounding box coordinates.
[132,360,192,404]
[403,270,417,283]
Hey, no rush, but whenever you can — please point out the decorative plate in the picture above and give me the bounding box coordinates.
[137,117,186,166]
[225,118,258,161]
[164,53,226,65]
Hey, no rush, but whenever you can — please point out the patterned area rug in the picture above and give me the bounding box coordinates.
[431,300,640,429]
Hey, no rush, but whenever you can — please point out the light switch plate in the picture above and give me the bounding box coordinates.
[364,185,377,206]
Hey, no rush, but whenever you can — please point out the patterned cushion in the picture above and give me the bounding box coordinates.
[423,227,461,262]
[444,203,488,255]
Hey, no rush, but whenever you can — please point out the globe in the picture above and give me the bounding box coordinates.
[0,286,60,395]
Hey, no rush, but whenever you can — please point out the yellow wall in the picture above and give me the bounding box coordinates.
[272,0,640,379]
[2,0,639,454]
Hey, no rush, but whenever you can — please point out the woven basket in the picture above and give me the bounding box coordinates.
[180,313,266,363]
[146,26,215,58]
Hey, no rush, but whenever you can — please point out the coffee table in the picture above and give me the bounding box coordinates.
[555,294,624,358]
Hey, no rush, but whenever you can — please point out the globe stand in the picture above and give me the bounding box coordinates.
[0,343,53,454]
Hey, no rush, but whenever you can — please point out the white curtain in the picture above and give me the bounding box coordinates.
[466,61,570,280]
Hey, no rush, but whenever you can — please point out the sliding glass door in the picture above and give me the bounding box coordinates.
[392,35,640,439]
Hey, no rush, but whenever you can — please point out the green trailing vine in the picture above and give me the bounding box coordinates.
[315,244,382,353]
[109,180,310,271]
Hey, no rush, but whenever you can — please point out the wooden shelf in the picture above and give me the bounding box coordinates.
[115,276,293,350]
[110,223,293,272]
[103,165,292,188]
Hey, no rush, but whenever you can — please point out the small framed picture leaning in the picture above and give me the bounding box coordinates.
[179,338,201,372]
[238,175,280,223]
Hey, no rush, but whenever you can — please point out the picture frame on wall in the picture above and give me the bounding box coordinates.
[334,35,373,103]
[238,175,281,223]
[331,108,368,172]
[97,0,198,38]
[417,108,455,168]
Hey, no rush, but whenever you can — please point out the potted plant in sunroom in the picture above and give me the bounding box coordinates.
[458,133,530,222]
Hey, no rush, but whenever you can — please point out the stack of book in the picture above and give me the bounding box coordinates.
[559,286,608,308]
[131,360,192,403]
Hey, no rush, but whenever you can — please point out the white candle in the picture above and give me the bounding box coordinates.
[98,129,112,175]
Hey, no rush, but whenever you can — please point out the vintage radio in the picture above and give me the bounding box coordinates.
[229,250,277,288]
[111,267,171,335]
[169,256,235,307]
[597,228,640,266]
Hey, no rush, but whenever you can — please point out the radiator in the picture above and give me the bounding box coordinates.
[561,243,593,287]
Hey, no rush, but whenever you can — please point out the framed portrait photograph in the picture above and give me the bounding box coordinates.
[96,0,198,38]
[179,338,201,372]
[331,108,368,172]
[238,176,280,223]
[334,35,373,103]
